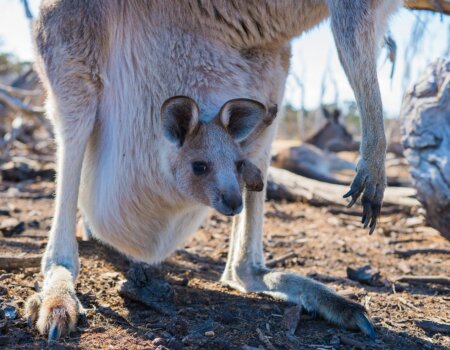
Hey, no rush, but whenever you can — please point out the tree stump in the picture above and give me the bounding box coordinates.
[401,58,450,240]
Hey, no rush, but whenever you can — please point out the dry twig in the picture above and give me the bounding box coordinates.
[395,276,450,286]
[266,252,297,268]
[415,320,450,334]
[387,248,450,257]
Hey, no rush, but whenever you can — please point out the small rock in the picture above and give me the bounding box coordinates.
[27,220,40,229]
[205,330,215,337]
[347,265,381,286]
[152,337,168,347]
[118,275,175,315]
[2,304,17,320]
[0,218,25,237]
[0,209,10,216]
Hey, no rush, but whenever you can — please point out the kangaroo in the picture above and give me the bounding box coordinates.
[306,108,357,152]
[25,0,403,341]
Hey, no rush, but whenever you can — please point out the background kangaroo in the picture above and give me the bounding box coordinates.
[25,0,402,340]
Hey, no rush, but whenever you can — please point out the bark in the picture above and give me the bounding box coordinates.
[401,58,450,240]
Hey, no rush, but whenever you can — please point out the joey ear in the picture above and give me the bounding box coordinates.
[242,160,264,192]
[161,96,199,147]
[219,99,267,142]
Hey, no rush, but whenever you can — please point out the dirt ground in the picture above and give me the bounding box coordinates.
[1,159,450,350]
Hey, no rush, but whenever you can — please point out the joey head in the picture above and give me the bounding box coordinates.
[161,96,274,216]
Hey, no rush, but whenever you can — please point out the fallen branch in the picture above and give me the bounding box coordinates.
[387,248,450,257]
[395,276,450,286]
[388,238,426,245]
[266,252,297,268]
[0,83,41,98]
[0,89,45,116]
[0,255,41,270]
[415,320,450,334]
[267,167,419,208]
[327,206,403,217]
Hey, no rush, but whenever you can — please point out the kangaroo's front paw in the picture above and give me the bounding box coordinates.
[344,157,386,234]
[25,266,82,340]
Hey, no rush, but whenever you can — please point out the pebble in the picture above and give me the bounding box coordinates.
[0,218,25,237]
[3,304,17,320]
[152,337,168,347]
[205,330,215,337]
[0,209,10,216]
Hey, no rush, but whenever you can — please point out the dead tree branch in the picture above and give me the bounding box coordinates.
[0,255,41,270]
[396,276,450,285]
[0,89,45,116]
[267,167,419,208]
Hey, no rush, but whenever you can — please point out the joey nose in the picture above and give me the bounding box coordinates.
[221,193,243,215]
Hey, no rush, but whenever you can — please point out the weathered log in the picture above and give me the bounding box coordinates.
[0,255,41,270]
[395,276,450,286]
[267,167,419,208]
[387,248,450,257]
[401,58,450,240]
[415,320,450,334]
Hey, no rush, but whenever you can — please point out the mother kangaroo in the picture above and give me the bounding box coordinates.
[26,0,402,340]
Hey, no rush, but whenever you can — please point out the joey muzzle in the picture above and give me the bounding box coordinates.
[220,191,243,216]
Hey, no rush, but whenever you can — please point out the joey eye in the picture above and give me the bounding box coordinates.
[192,161,209,176]
[236,160,245,173]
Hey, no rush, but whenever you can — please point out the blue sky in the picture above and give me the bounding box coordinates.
[0,0,448,116]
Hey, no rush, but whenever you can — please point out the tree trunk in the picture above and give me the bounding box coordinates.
[401,58,450,240]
